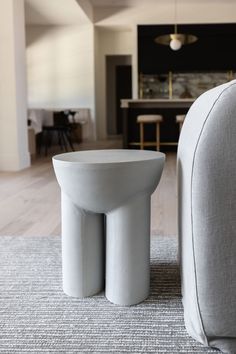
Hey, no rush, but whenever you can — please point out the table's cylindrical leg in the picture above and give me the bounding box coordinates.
[106,193,151,305]
[61,192,105,298]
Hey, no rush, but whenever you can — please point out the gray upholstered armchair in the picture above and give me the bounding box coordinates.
[177,80,236,354]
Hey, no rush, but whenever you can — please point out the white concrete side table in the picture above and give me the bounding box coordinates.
[53,149,165,306]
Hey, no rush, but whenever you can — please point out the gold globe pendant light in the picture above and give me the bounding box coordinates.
[154,0,198,50]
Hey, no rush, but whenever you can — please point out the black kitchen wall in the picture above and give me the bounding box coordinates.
[138,23,236,74]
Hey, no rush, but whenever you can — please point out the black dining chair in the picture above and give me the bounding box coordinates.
[42,111,75,156]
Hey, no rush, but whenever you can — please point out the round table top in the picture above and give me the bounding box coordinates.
[53,149,165,165]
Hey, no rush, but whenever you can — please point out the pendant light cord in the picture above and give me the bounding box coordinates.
[174,0,178,34]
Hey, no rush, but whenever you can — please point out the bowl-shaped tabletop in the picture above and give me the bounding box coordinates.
[53,149,165,165]
[52,149,165,212]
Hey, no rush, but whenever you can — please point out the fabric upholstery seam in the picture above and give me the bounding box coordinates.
[190,81,236,346]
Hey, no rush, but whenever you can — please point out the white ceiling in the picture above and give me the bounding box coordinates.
[24,0,89,25]
[25,0,236,27]
[90,0,157,7]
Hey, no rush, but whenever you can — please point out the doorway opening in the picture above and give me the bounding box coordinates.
[106,55,132,136]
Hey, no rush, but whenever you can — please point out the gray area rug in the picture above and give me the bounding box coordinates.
[0,235,218,353]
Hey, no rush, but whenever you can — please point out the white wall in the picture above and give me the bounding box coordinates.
[95,28,134,139]
[26,24,96,140]
[0,0,30,171]
[26,24,135,141]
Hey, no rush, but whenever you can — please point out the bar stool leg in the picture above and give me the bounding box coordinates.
[156,122,160,151]
[140,123,144,150]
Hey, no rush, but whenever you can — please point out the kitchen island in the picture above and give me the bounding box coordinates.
[121,98,195,149]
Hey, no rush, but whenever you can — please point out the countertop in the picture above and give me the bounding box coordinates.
[121,98,195,108]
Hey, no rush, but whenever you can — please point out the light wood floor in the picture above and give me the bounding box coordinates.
[0,140,177,236]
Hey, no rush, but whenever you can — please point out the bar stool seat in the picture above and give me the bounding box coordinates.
[176,114,186,132]
[137,114,163,151]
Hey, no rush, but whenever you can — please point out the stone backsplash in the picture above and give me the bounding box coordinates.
[140,71,235,99]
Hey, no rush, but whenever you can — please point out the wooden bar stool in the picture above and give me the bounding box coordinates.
[137,114,163,151]
[176,114,186,132]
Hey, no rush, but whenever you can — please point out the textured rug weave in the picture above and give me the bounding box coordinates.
[0,235,218,353]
